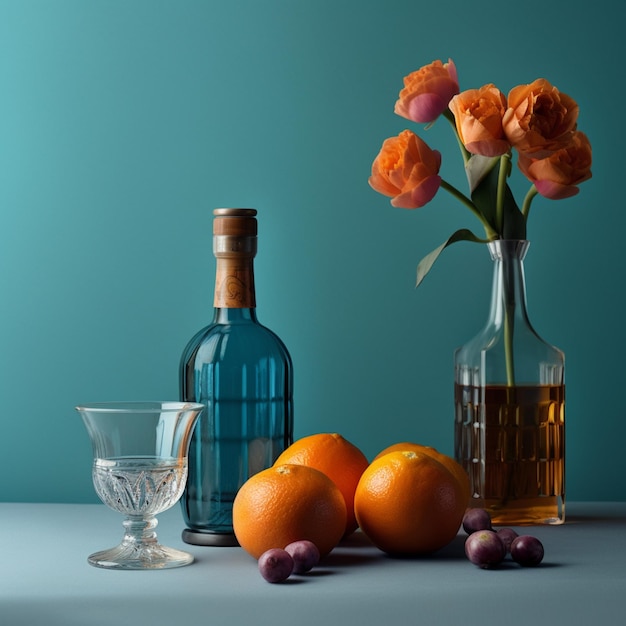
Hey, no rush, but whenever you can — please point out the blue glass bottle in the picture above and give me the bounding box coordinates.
[180,208,293,546]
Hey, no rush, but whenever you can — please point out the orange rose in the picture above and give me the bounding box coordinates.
[517,131,592,199]
[448,84,510,157]
[369,129,442,209]
[394,59,459,124]
[503,78,579,157]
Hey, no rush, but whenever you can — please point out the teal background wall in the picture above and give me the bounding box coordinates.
[1,0,623,503]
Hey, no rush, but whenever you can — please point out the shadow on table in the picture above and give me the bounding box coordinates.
[564,502,626,525]
[322,529,469,567]
[565,514,626,525]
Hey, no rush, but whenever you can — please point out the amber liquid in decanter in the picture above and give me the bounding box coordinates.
[454,383,565,525]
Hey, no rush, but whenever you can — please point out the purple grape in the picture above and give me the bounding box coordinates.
[462,508,492,534]
[284,540,320,574]
[510,535,544,567]
[496,527,519,554]
[465,530,506,569]
[258,548,294,583]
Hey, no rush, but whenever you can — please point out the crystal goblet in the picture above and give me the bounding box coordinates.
[76,401,204,570]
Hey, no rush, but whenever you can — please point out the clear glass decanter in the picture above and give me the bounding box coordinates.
[180,208,294,545]
[454,240,565,525]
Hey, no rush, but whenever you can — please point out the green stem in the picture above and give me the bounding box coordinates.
[504,301,515,387]
[443,109,470,165]
[521,185,538,222]
[496,153,511,234]
[441,179,498,239]
[500,243,519,388]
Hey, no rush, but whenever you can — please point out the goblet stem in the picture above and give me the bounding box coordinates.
[121,515,159,549]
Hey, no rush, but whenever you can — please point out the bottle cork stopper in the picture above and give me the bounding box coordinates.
[213,208,257,237]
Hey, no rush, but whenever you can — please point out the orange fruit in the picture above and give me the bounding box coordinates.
[354,450,467,555]
[274,433,369,535]
[232,463,347,559]
[374,441,471,506]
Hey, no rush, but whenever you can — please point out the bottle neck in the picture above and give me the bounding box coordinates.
[213,306,258,323]
[487,240,531,327]
[211,208,258,315]
[213,256,256,310]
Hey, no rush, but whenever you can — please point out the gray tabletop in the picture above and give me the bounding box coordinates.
[1,502,624,626]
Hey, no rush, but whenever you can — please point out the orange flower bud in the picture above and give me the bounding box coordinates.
[369,130,442,209]
[517,131,592,199]
[503,79,579,157]
[448,84,510,157]
[394,59,459,124]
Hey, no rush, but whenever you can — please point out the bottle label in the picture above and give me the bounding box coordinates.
[214,262,256,308]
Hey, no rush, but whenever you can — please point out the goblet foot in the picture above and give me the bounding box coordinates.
[88,542,194,570]
[88,515,194,570]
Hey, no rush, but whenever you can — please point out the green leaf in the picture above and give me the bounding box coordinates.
[501,191,527,239]
[470,160,526,240]
[470,161,501,231]
[465,155,499,193]
[416,229,489,287]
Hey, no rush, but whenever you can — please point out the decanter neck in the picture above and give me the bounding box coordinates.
[487,240,531,327]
